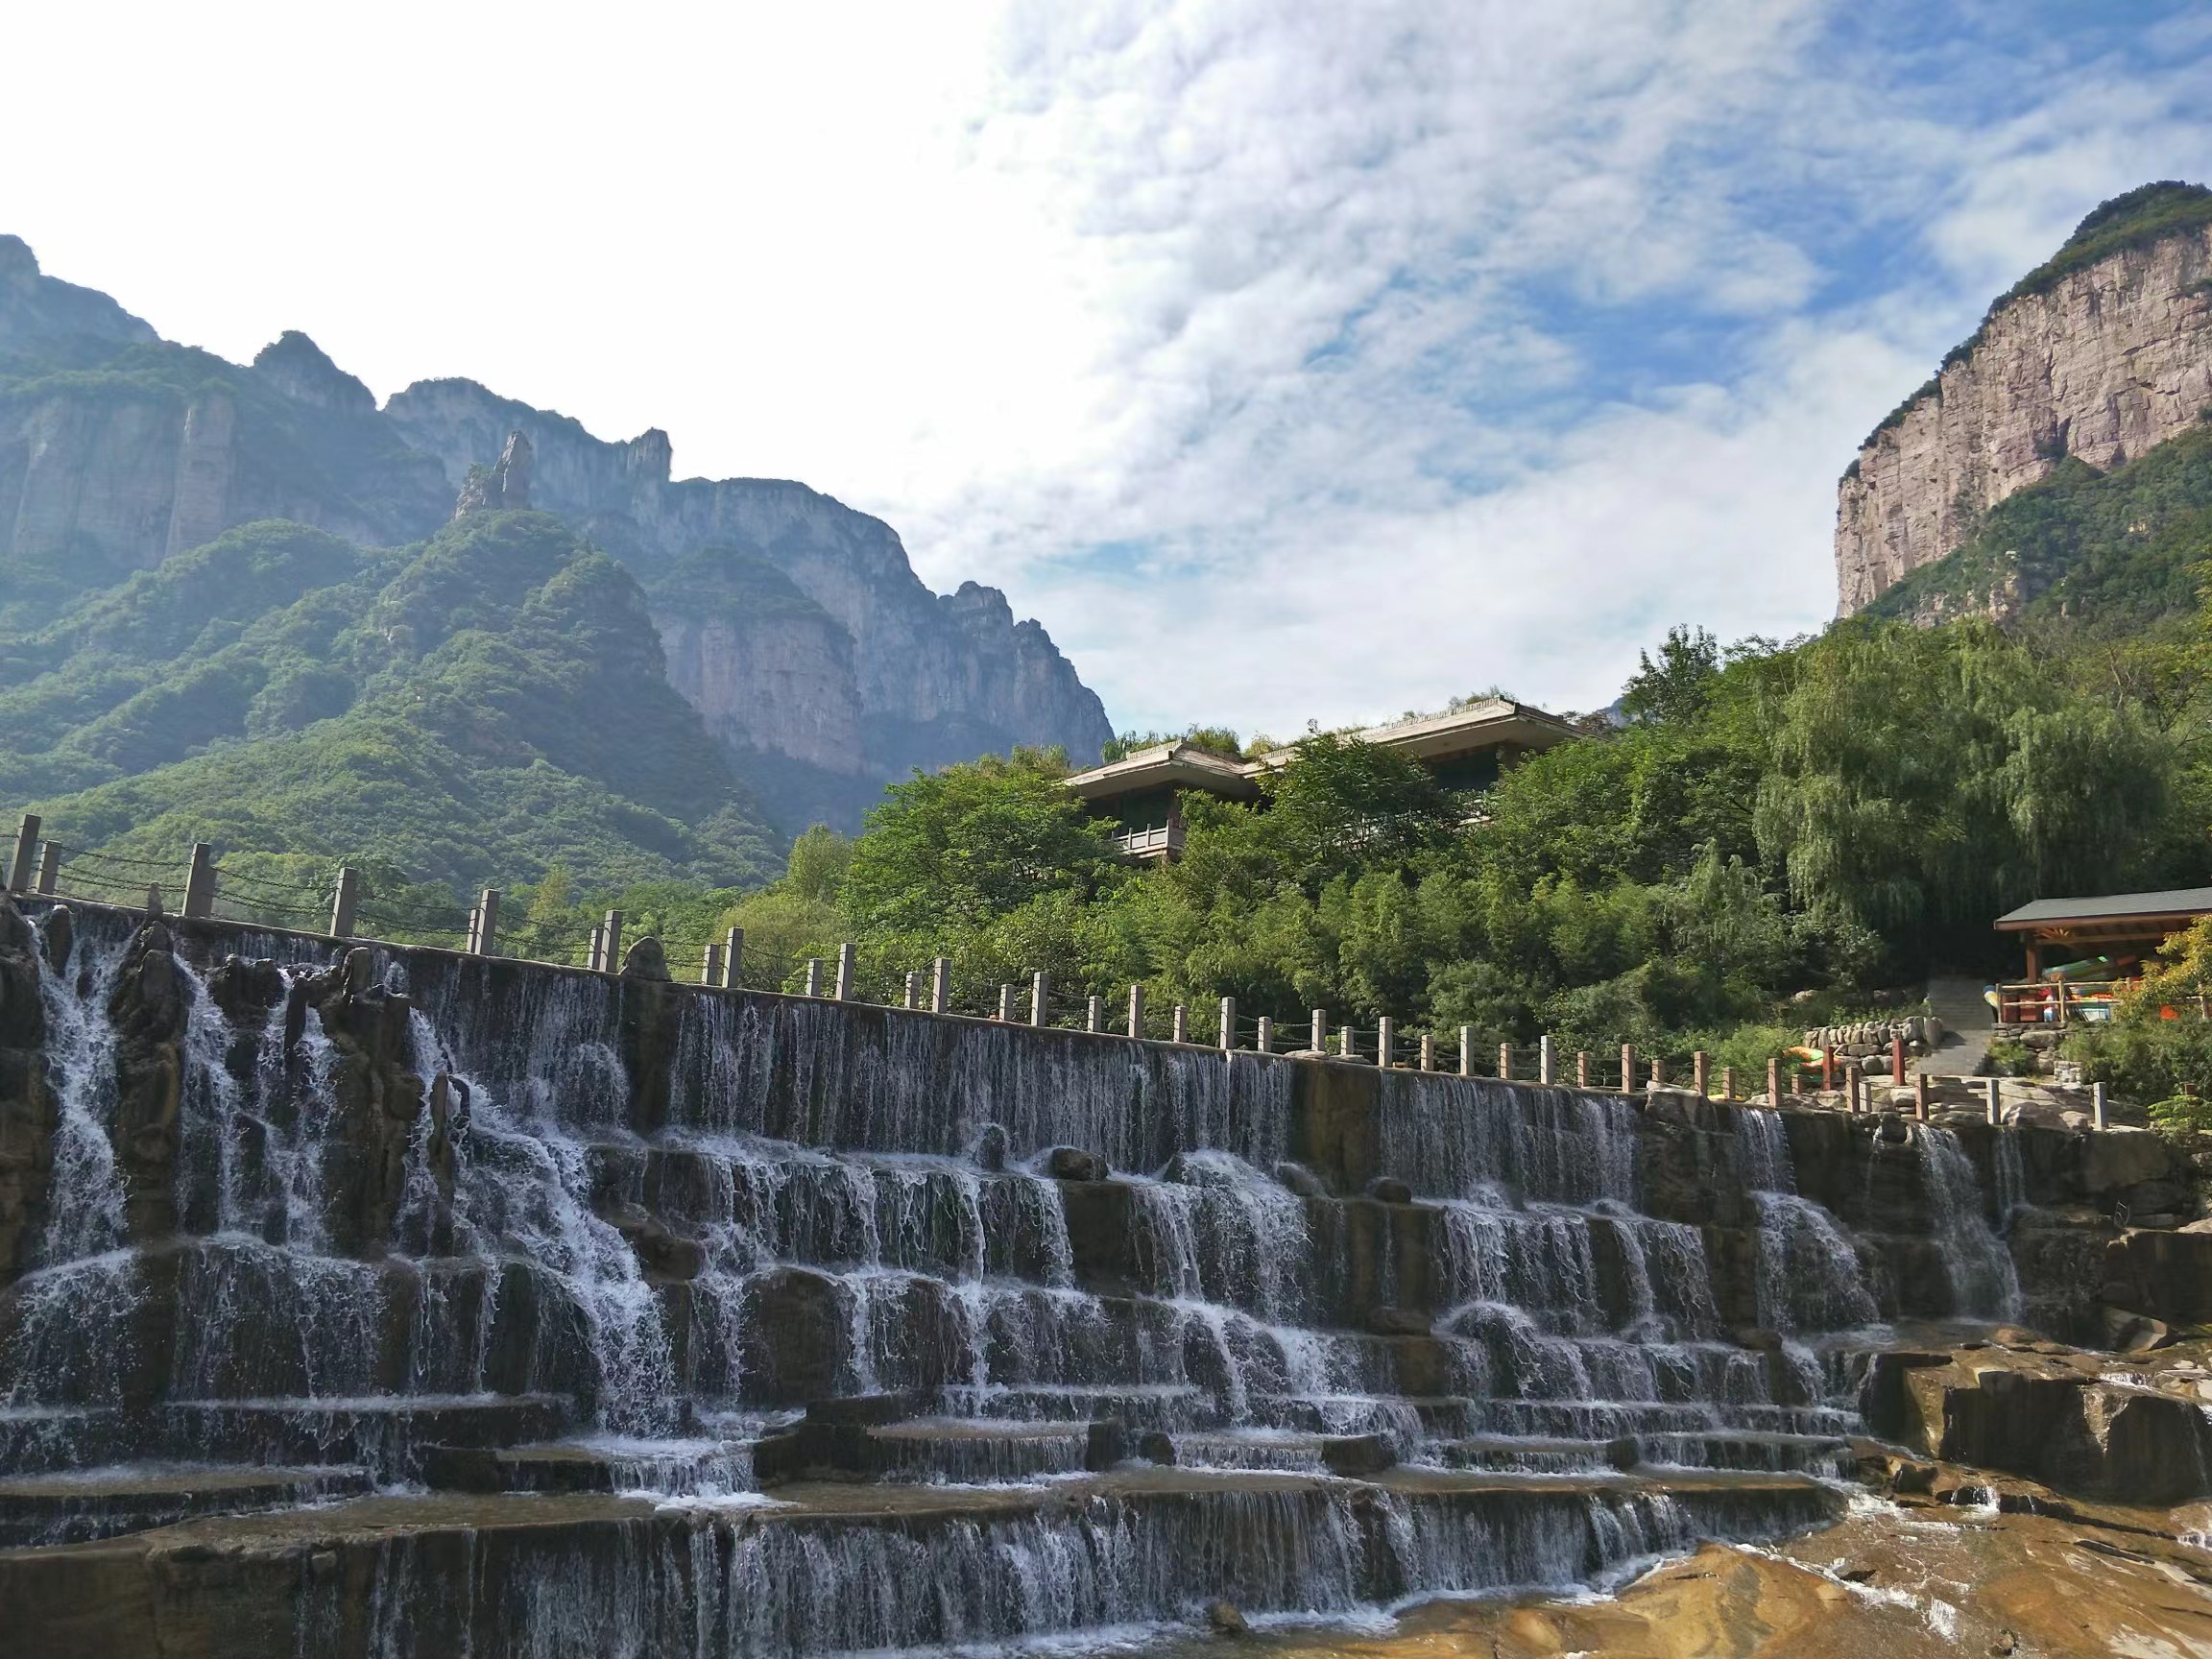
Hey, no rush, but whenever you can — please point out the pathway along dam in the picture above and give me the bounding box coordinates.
[0,893,2158,1656]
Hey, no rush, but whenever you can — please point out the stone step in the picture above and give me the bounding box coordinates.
[0,1463,372,1548]
[1437,1434,1614,1474]
[0,1466,1849,1655]
[0,1407,136,1476]
[165,1394,576,1479]
[1626,1431,1854,1476]
[423,1435,761,1496]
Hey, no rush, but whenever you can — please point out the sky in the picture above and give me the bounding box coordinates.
[5,1,2210,737]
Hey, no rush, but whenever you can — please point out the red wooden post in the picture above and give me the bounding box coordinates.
[1890,1035,1906,1086]
[1820,1046,1836,1092]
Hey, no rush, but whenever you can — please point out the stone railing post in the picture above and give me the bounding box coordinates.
[835,943,856,1001]
[329,866,360,938]
[1459,1025,1473,1077]
[1538,1035,1554,1086]
[903,972,921,1009]
[6,814,38,894]
[998,983,1017,1022]
[2093,1081,2107,1131]
[1338,1025,1355,1061]
[932,957,950,1014]
[1032,971,1049,1027]
[1621,1044,1636,1094]
[1985,1077,2001,1125]
[1721,1066,1736,1101]
[1311,1009,1328,1054]
[805,957,825,997]
[182,843,215,920]
[468,888,500,954]
[726,926,745,987]
[1258,1016,1274,1054]
[1377,1017,1394,1069]
[704,942,725,987]
[1651,1055,1667,1090]
[1576,1050,1591,1089]
[1171,1003,1190,1044]
[1767,1055,1782,1106]
[1418,1032,1434,1071]
[1218,997,1236,1051]
[36,842,59,895]
[1128,984,1145,1039]
[1499,1042,1512,1081]
[1693,1050,1709,1097]
[603,911,625,974]
[589,924,606,972]
[1087,995,1103,1032]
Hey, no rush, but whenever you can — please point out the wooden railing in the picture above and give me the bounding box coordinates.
[1993,978,2130,1027]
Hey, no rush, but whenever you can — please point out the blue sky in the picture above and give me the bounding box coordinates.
[4,1,2209,736]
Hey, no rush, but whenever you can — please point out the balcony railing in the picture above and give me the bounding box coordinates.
[1111,821,1185,860]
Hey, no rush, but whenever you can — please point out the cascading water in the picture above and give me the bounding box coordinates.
[1918,1125,2024,1321]
[1,898,1980,1658]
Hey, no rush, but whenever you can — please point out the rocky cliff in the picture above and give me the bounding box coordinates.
[1836,182,2212,614]
[383,377,1111,827]
[0,238,1111,835]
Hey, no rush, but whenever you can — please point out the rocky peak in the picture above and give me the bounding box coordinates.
[0,231,157,355]
[454,430,534,516]
[0,233,37,295]
[1836,182,2212,613]
[252,329,375,415]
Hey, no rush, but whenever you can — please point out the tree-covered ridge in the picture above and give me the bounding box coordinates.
[649,607,2208,1080]
[1853,180,2212,457]
[1,513,781,894]
[1865,417,2212,640]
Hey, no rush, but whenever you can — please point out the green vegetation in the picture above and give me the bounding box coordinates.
[618,608,2211,1066]
[1854,181,2212,456]
[0,512,781,903]
[1866,417,2212,644]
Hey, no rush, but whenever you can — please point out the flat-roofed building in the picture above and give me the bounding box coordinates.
[1066,698,1579,860]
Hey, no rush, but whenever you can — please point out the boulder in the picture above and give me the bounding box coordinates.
[2103,1228,2212,1324]
[1320,1433,1397,1478]
[1045,1146,1108,1183]
[1272,1161,1327,1198]
[1367,1307,1431,1336]
[971,1123,1008,1172]
[1364,1176,1413,1205]
[738,1266,853,1405]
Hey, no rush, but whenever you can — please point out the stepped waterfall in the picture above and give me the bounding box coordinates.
[0,898,2046,1657]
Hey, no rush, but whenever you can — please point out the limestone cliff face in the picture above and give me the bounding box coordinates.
[1837,216,2212,613]
[384,378,1114,825]
[0,235,1115,834]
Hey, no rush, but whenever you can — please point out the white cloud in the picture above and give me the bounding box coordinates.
[2,1,2208,736]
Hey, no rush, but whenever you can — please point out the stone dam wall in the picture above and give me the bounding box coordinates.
[0,893,2198,1657]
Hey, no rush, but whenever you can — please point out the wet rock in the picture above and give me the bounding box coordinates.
[1272,1161,1326,1198]
[1137,1430,1176,1465]
[972,1123,1007,1172]
[738,1266,853,1405]
[1045,1146,1108,1182]
[2103,1228,2212,1324]
[1364,1176,1413,1205]
[602,1201,705,1280]
[804,1393,913,1426]
[0,895,52,1282]
[1320,1433,1396,1478]
[1205,1599,1248,1636]
[297,947,425,1253]
[620,936,670,981]
[1083,1420,1126,1471]
[37,904,71,975]
[207,955,285,1022]
[1868,1340,2212,1503]
[1366,1306,1431,1336]
[106,921,191,1241]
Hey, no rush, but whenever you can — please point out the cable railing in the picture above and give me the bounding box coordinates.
[8,809,2026,1119]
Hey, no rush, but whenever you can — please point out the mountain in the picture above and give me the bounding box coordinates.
[1836,181,2212,615]
[0,511,781,895]
[0,236,1112,840]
